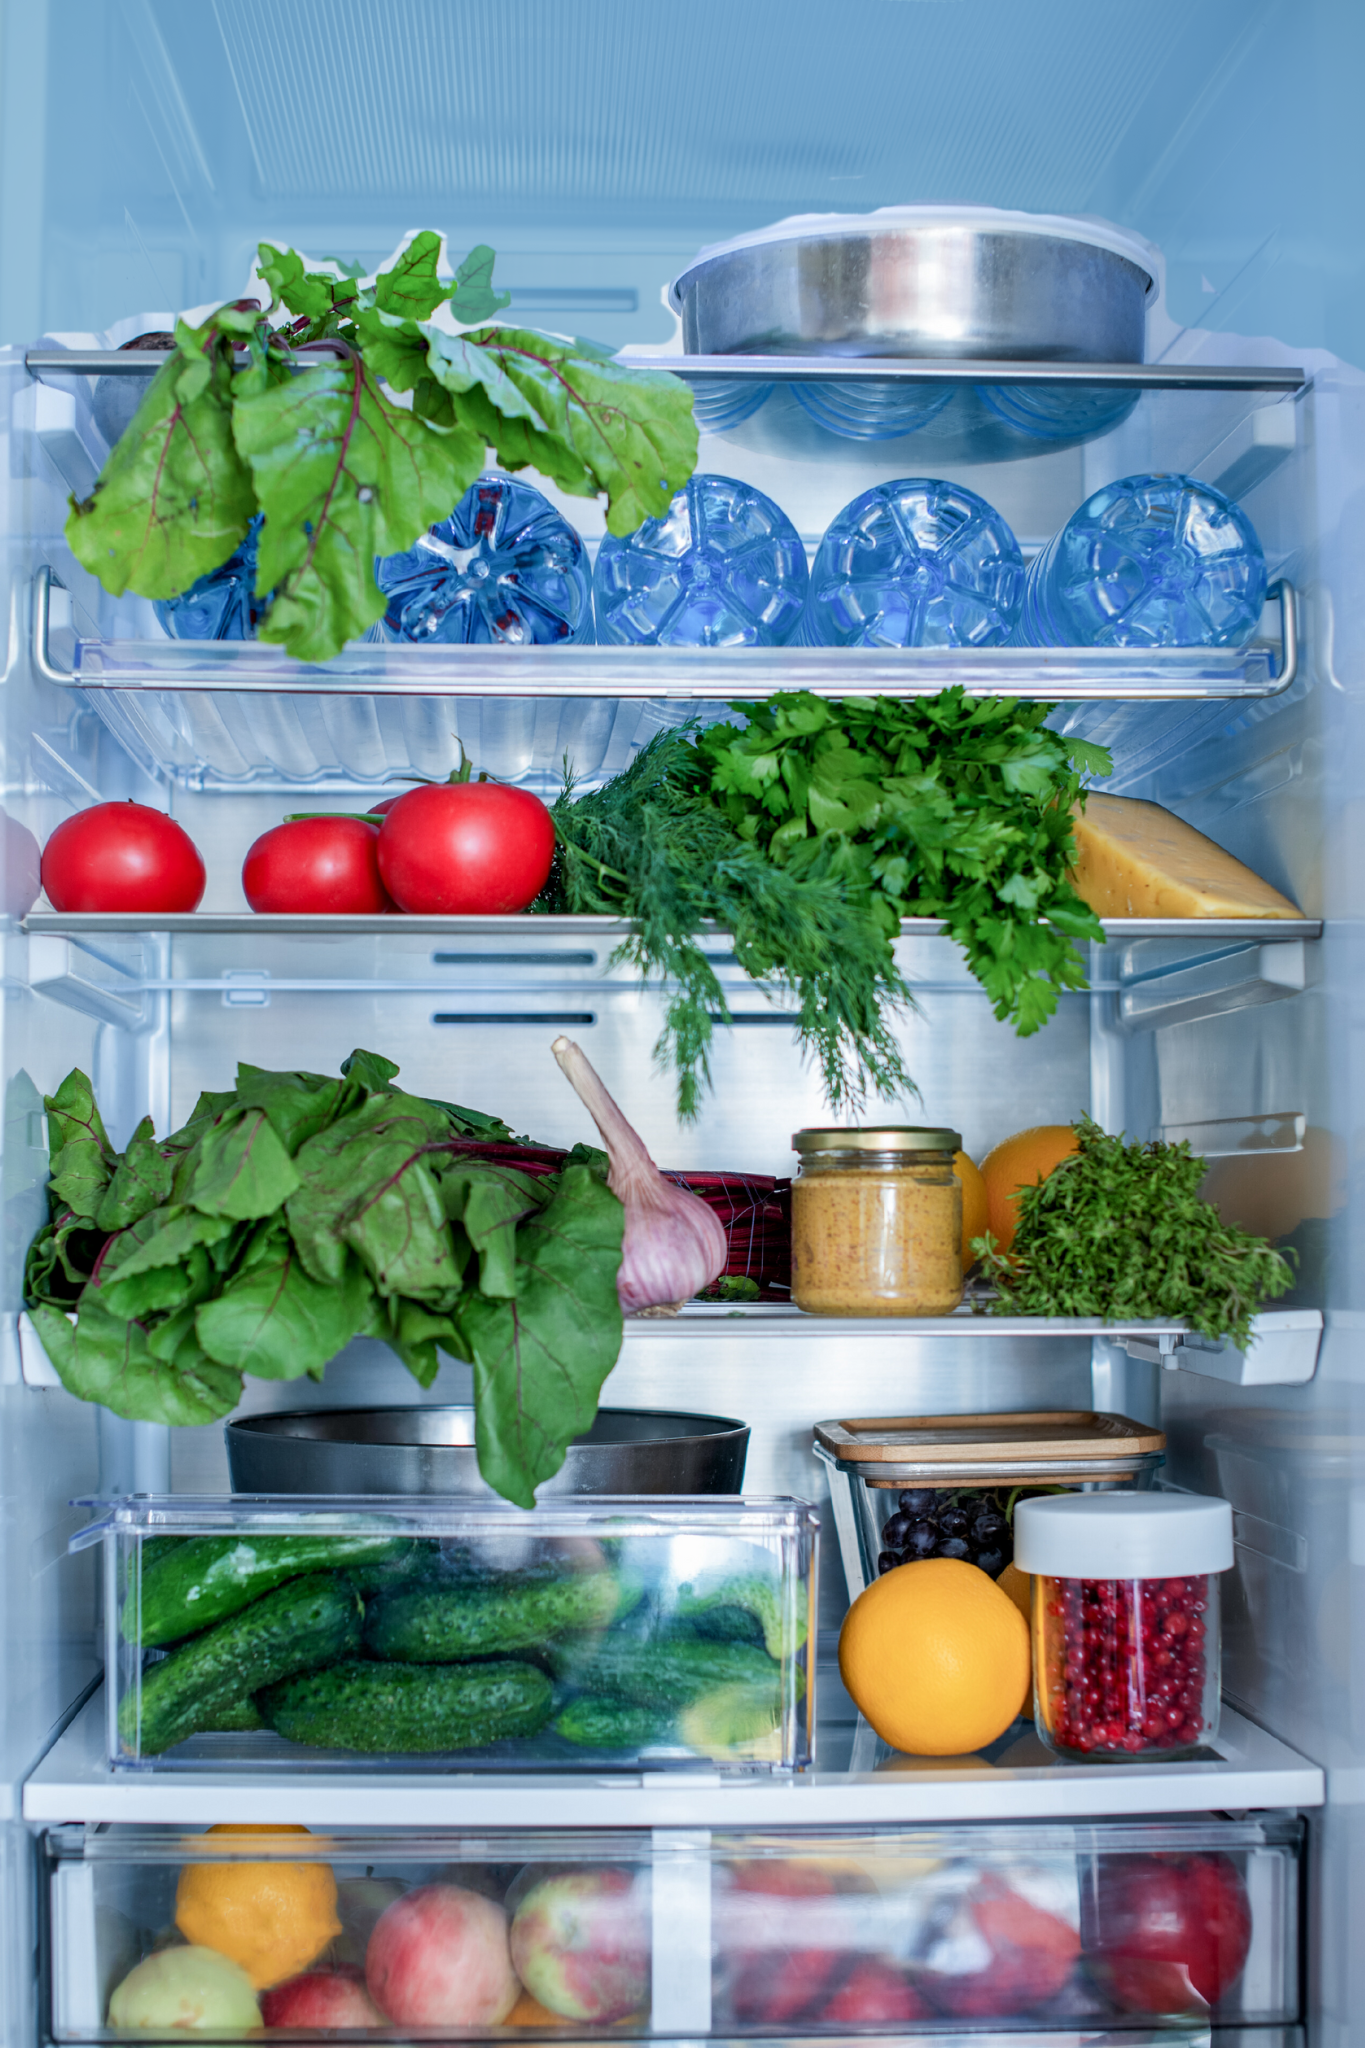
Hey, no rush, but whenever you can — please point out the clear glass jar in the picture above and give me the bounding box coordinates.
[789,1127,962,1316]
[1015,1493,1233,1761]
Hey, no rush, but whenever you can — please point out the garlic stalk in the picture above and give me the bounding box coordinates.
[551,1036,728,1315]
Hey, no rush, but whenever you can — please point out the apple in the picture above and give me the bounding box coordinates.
[922,1874,1081,2018]
[1094,1853,1253,2013]
[821,1961,932,2022]
[262,1968,386,2028]
[334,1877,406,1967]
[718,1860,841,2024]
[107,1946,260,2031]
[366,1883,519,2026]
[510,1867,650,2022]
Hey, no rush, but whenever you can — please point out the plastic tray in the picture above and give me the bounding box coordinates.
[73,1494,818,1775]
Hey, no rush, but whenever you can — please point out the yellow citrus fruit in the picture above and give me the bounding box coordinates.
[838,1557,1030,1756]
[997,1561,1033,1627]
[954,1151,989,1267]
[175,1825,341,1989]
[979,1125,1080,1254]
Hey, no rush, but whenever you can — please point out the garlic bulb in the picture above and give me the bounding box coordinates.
[551,1036,728,1315]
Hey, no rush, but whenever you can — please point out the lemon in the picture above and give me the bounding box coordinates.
[978,1125,1080,1254]
[175,1824,340,1989]
[997,1560,1033,1626]
[838,1557,1030,1756]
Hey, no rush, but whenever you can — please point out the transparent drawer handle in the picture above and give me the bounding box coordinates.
[32,564,75,686]
[29,564,1300,697]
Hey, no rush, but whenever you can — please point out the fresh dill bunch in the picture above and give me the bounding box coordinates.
[539,726,916,1121]
[974,1116,1296,1347]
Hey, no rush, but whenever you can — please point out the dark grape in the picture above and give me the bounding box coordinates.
[973,1512,1007,1545]
[898,1489,936,1515]
[976,1548,1007,1578]
[877,1550,900,1576]
[938,1505,970,1539]
[881,1511,914,1547]
[905,1519,939,1559]
[939,1537,971,1561]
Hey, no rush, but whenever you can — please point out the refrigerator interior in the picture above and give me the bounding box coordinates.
[3,1,1365,2043]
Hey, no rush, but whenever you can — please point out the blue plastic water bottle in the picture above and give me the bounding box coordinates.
[685,377,773,433]
[803,478,1024,648]
[793,379,953,442]
[976,382,1139,443]
[594,473,808,647]
[1016,473,1267,647]
[376,473,593,645]
[154,514,267,640]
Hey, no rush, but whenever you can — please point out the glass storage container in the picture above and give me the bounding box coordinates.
[790,1127,962,1316]
[74,1494,818,1774]
[40,1814,1302,2040]
[813,1411,1166,1597]
[1015,1492,1233,1760]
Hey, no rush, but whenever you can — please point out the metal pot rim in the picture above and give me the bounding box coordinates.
[669,204,1157,314]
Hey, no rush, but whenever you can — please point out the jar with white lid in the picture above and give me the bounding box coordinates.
[1014,1492,1234,1760]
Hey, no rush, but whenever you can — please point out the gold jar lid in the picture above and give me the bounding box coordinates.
[793,1126,961,1154]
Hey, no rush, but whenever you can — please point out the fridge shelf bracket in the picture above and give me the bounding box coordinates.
[1116,1308,1322,1385]
[28,565,1300,703]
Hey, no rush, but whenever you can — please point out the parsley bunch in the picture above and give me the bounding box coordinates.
[543,689,1111,1119]
[66,234,697,664]
[975,1116,1295,1346]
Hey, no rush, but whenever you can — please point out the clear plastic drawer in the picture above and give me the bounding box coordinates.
[73,1494,817,1774]
[40,1815,1302,2039]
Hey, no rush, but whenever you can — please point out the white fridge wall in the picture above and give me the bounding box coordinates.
[3,3,1365,2045]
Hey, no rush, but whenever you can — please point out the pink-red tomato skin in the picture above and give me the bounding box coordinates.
[242,817,393,914]
[41,803,205,914]
[376,783,555,914]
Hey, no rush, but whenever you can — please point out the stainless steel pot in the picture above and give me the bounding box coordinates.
[672,212,1153,363]
[226,1405,750,1497]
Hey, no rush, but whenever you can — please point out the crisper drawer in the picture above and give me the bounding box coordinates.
[40,1817,1302,2040]
[74,1495,817,1774]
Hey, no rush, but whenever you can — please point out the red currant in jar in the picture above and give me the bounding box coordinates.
[1013,1493,1233,1761]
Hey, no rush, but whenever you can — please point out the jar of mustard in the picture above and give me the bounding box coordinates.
[790,1127,963,1315]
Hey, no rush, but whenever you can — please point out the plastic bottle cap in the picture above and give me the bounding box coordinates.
[1013,1490,1233,1579]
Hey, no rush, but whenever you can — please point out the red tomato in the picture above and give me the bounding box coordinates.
[376,782,555,914]
[1094,1853,1252,2014]
[242,817,393,914]
[41,802,205,914]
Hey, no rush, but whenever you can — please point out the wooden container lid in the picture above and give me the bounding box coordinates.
[813,1409,1165,1480]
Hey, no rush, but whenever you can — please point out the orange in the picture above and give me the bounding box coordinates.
[978,1124,1080,1254]
[175,1824,340,1989]
[997,1561,1033,1627]
[954,1151,989,1267]
[838,1557,1030,1756]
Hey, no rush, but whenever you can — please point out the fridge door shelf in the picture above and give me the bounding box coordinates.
[25,1686,1322,1826]
[15,1307,1324,1393]
[33,566,1297,715]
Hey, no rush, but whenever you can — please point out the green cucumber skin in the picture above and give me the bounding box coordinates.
[553,1694,671,1750]
[364,1569,622,1663]
[560,1635,781,1711]
[128,1534,414,1646]
[260,1659,553,1753]
[120,1574,362,1756]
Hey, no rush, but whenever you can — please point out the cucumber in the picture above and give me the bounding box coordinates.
[120,1574,362,1756]
[364,1567,623,1663]
[197,1696,267,1733]
[557,1634,783,1712]
[259,1659,553,1752]
[128,1533,414,1645]
[676,1573,807,1658]
[552,1695,671,1751]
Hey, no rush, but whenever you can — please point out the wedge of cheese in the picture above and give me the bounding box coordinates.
[1068,794,1304,918]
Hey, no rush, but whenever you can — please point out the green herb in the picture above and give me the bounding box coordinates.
[973,1115,1295,1347]
[66,233,698,664]
[541,689,1109,1118]
[25,1054,624,1508]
